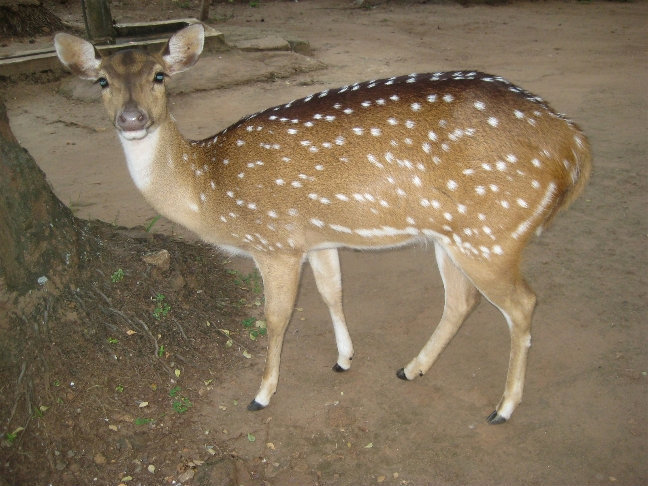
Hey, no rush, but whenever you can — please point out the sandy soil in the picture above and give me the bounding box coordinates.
[2,1,647,485]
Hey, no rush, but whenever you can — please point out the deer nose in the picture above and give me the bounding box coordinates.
[117,107,149,132]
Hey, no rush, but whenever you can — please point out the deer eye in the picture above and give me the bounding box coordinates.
[153,72,165,83]
[97,77,109,88]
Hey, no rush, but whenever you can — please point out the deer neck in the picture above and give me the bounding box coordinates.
[117,118,207,231]
[118,124,161,192]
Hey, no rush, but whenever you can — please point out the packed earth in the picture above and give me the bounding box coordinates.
[0,1,646,485]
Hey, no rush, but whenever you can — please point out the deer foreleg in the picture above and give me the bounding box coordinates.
[248,252,303,411]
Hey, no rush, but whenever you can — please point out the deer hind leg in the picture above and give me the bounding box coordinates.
[248,252,303,411]
[398,242,481,381]
[308,248,354,372]
[448,248,537,425]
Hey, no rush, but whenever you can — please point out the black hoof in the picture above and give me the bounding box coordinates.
[396,368,408,380]
[486,410,507,425]
[247,400,266,412]
[332,363,348,372]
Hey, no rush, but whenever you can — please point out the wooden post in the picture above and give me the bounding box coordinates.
[81,0,115,43]
[199,0,210,22]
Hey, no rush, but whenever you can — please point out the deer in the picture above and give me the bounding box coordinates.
[54,24,591,424]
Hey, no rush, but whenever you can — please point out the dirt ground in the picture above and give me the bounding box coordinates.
[1,1,647,485]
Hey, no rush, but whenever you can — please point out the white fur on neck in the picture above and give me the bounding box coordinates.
[118,128,160,191]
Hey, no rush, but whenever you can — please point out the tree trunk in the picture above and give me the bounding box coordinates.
[0,99,85,293]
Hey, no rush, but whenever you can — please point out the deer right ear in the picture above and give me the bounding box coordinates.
[161,24,205,76]
[54,33,102,80]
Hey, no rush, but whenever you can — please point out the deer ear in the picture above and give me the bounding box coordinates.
[161,24,204,75]
[54,33,102,80]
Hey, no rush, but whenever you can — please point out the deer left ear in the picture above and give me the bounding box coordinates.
[161,24,205,76]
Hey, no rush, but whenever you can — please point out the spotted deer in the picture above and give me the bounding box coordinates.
[55,24,590,424]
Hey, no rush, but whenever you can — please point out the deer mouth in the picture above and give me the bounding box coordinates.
[118,127,150,141]
[116,108,151,140]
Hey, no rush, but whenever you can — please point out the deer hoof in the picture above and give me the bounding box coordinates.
[247,400,266,412]
[486,410,507,425]
[332,363,348,372]
[396,368,408,380]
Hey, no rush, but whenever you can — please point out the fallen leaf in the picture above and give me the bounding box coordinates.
[247,433,256,442]
[364,442,373,449]
[126,329,137,335]
[242,350,252,359]
[266,442,276,450]
[147,464,155,473]
[139,401,149,408]
[175,369,181,377]
[177,469,195,482]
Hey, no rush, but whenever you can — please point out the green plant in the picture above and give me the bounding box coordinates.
[111,268,124,283]
[153,294,171,320]
[242,317,266,340]
[228,269,263,294]
[173,396,192,413]
[169,386,192,413]
[157,344,165,357]
[107,337,119,344]
[145,215,161,232]
[5,426,27,443]
[134,417,153,425]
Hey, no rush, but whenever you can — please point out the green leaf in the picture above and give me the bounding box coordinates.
[111,268,124,283]
[242,317,256,329]
[145,215,161,232]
